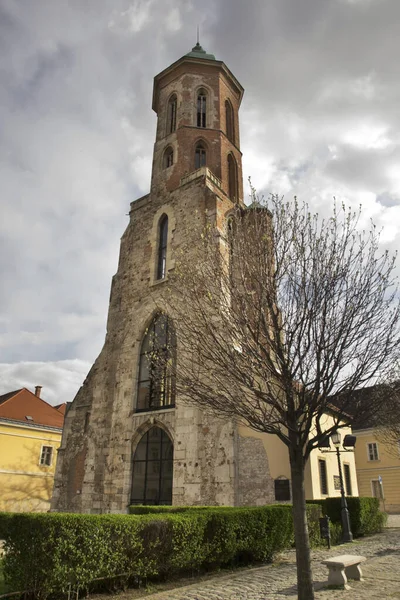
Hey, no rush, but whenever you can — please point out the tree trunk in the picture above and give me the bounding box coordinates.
[289,450,315,600]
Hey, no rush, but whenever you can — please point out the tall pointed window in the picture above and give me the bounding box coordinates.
[157,215,168,279]
[163,147,173,169]
[137,314,176,412]
[197,89,207,128]
[225,99,234,143]
[228,153,238,201]
[195,143,206,169]
[131,427,173,505]
[167,95,177,134]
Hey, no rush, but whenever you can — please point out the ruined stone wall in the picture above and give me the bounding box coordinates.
[52,174,238,513]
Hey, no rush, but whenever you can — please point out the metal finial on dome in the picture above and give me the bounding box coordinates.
[186,36,216,61]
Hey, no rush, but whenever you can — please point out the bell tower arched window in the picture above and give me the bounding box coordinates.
[167,95,177,134]
[197,89,207,128]
[195,143,207,170]
[163,147,173,169]
[228,154,238,201]
[225,100,234,143]
[137,314,176,412]
[157,215,168,279]
[131,426,173,505]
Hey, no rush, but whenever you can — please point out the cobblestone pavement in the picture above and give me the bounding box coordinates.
[386,514,400,528]
[144,529,400,600]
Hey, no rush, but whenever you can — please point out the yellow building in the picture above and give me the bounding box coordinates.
[0,387,65,512]
[238,412,358,503]
[353,427,400,513]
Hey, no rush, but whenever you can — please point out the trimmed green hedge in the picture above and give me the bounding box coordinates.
[128,505,237,515]
[0,505,322,598]
[306,496,386,538]
[0,512,13,540]
[323,496,386,537]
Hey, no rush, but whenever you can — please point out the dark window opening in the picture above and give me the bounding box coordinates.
[167,95,177,134]
[225,99,234,143]
[319,459,328,495]
[228,154,238,201]
[157,215,168,279]
[274,478,291,501]
[195,144,206,169]
[137,314,176,412]
[344,463,352,496]
[131,426,173,505]
[163,147,173,169]
[197,90,207,128]
[84,412,90,433]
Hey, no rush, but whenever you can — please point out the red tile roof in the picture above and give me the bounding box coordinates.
[0,388,64,429]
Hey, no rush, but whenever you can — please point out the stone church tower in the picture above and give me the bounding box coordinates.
[51,43,275,513]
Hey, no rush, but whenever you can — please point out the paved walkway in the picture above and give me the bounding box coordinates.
[141,527,400,600]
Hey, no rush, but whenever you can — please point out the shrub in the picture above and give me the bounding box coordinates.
[323,496,386,537]
[2,505,322,599]
[128,505,235,515]
[0,513,13,541]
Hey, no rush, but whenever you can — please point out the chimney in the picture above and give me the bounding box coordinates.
[35,386,42,398]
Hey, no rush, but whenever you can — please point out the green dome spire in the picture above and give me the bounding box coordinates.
[185,42,216,61]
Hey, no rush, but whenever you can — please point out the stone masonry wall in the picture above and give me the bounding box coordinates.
[52,173,238,513]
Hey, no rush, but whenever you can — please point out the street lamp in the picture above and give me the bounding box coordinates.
[331,432,354,543]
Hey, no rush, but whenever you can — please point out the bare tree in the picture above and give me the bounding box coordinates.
[367,380,400,457]
[156,191,400,600]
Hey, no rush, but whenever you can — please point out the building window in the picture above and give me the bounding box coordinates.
[40,446,53,466]
[197,89,207,127]
[131,426,173,505]
[368,442,379,461]
[137,314,176,412]
[274,478,291,501]
[167,95,177,134]
[195,144,206,169]
[228,153,238,201]
[319,459,328,495]
[344,463,352,496]
[84,411,90,433]
[371,479,383,499]
[225,99,234,143]
[157,215,168,280]
[163,147,173,169]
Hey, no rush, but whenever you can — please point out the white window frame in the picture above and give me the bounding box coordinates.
[39,445,54,467]
[367,442,379,461]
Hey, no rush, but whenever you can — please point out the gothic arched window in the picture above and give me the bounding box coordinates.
[228,153,238,201]
[131,426,173,505]
[195,143,207,170]
[157,215,168,279]
[225,99,234,143]
[137,314,176,412]
[163,147,173,169]
[197,89,207,128]
[167,95,177,134]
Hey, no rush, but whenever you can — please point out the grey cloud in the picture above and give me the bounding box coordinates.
[0,360,91,405]
[1,0,400,398]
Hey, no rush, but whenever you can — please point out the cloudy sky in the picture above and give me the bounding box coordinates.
[1,0,400,405]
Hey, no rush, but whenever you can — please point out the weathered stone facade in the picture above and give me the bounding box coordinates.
[51,44,275,513]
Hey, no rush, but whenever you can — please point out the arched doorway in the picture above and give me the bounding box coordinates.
[130,426,173,505]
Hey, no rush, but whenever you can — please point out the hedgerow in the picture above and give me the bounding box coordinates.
[0,504,322,599]
[323,496,387,536]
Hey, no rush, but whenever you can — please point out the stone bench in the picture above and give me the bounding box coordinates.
[321,554,366,589]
